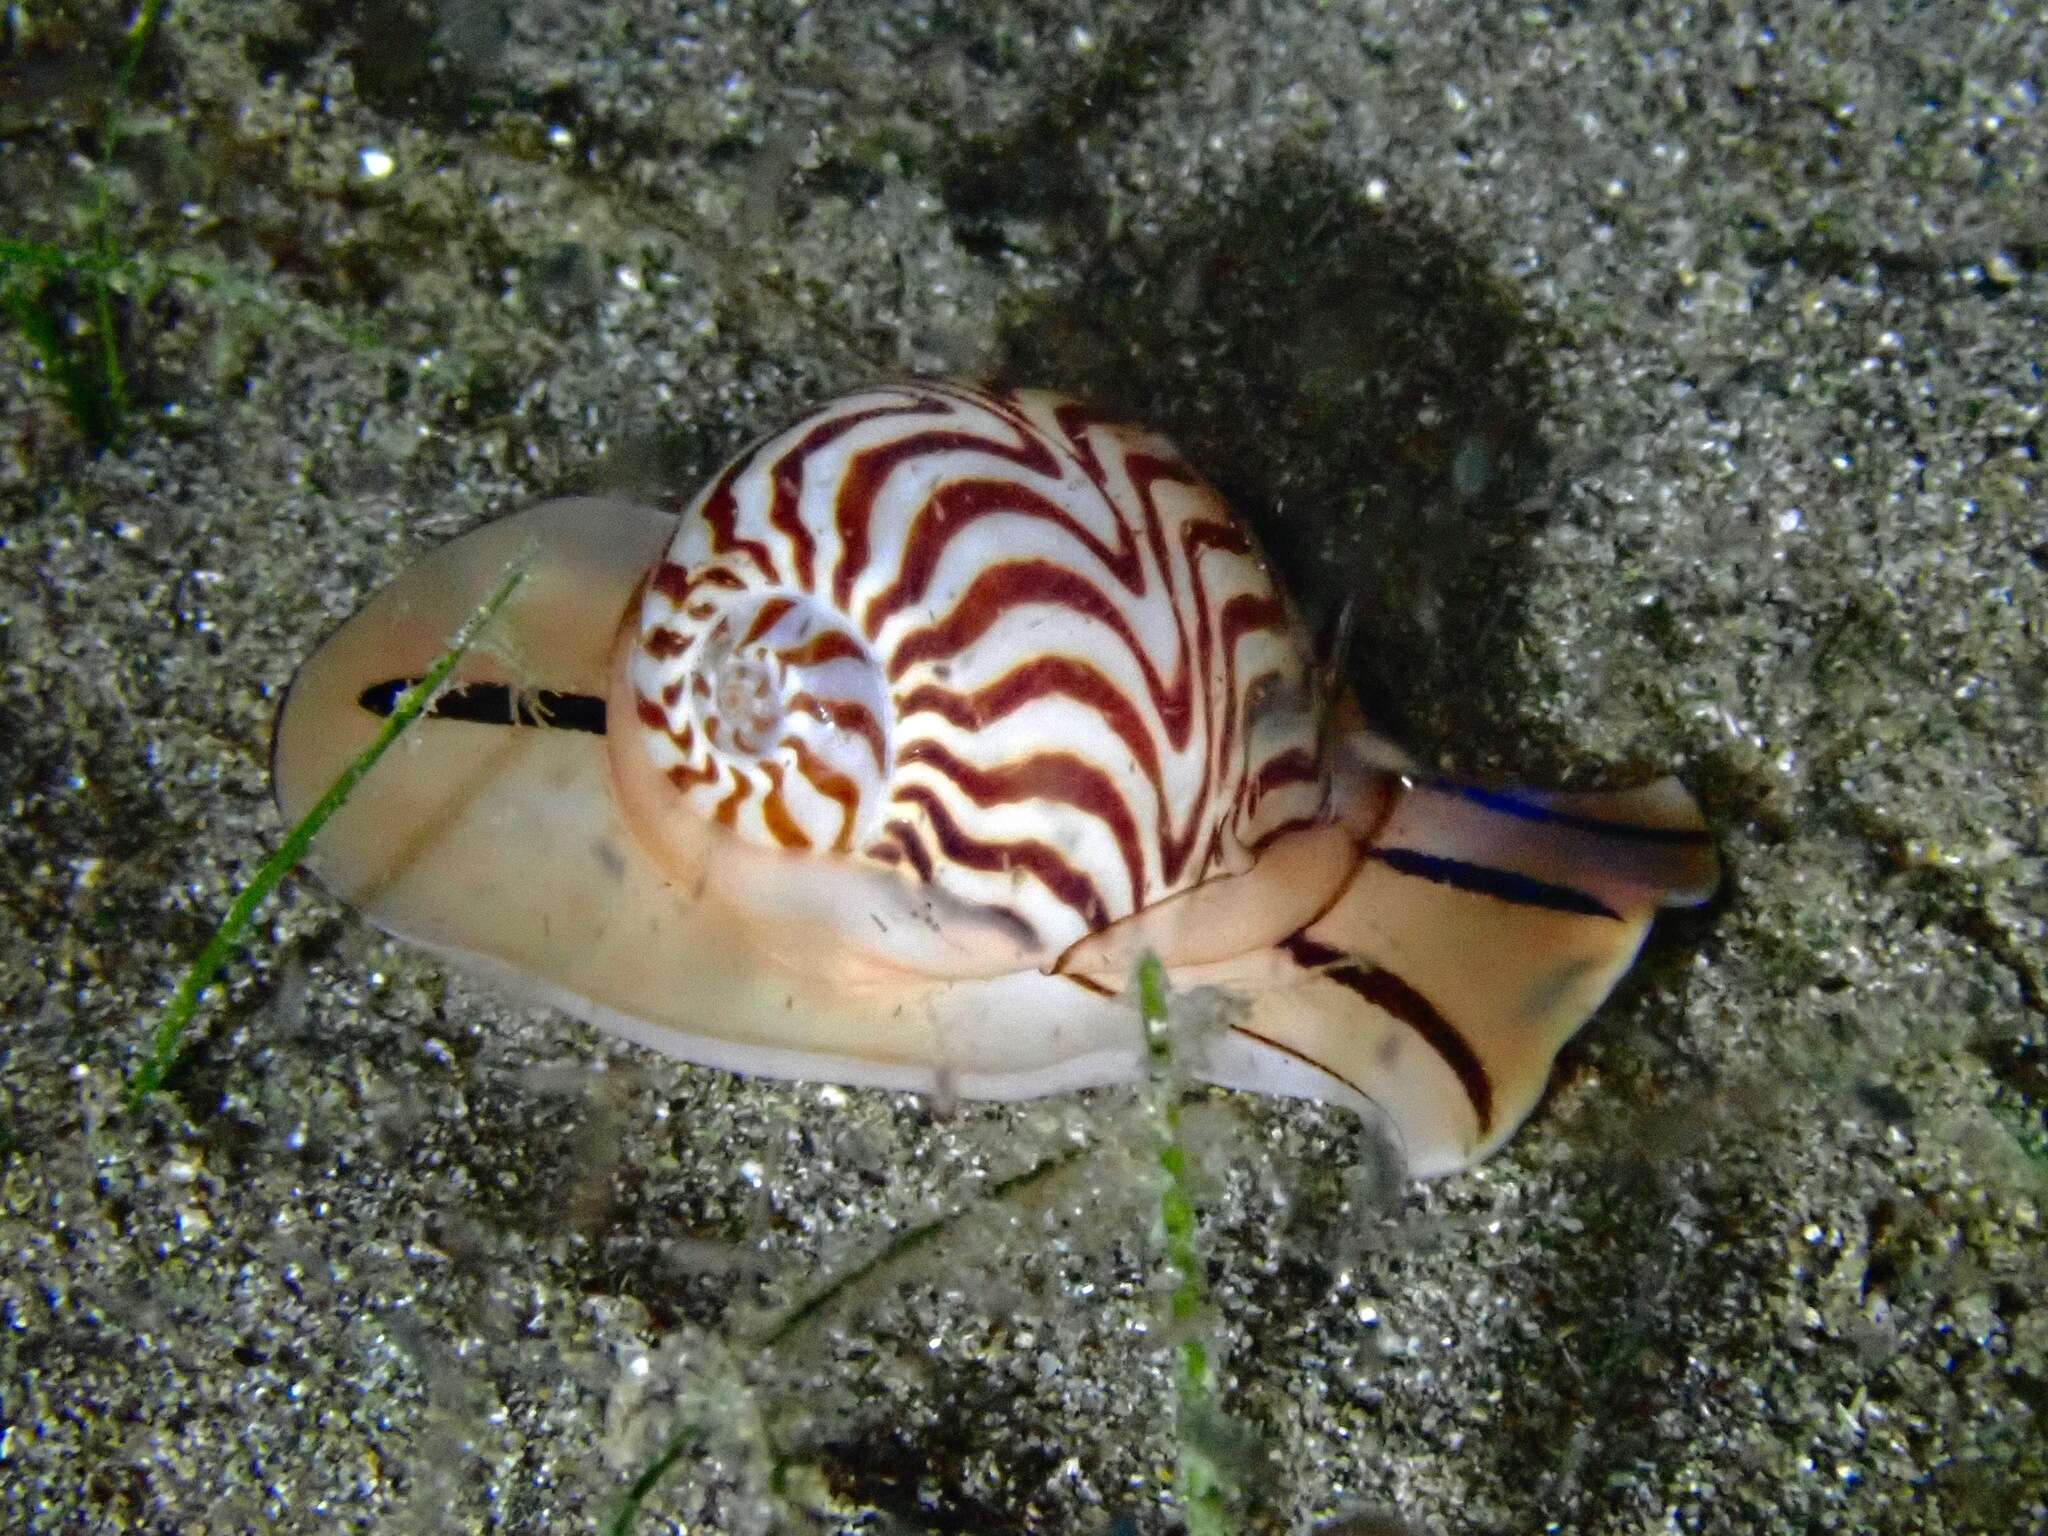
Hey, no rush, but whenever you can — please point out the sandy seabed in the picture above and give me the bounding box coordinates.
[2,3,2043,1532]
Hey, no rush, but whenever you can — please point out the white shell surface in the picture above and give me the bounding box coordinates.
[618,381,1331,970]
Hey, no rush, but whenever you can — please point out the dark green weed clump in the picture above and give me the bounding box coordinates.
[4,1,379,448]
[1,1,167,447]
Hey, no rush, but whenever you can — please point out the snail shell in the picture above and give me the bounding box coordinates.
[274,381,1716,1176]
[609,382,1332,980]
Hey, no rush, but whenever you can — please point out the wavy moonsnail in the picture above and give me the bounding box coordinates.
[273,381,1716,1176]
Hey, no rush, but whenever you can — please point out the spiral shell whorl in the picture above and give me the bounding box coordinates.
[620,381,1329,963]
[626,581,890,853]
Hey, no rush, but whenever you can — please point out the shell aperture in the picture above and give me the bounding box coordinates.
[273,382,1717,1176]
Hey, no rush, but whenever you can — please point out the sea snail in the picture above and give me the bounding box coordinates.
[273,380,1717,1176]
